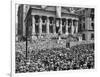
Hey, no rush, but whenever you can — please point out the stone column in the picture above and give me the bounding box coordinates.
[32,15,35,35]
[32,15,37,40]
[47,17,49,34]
[54,18,56,34]
[39,16,42,35]
[66,19,68,35]
[60,19,62,34]
[71,19,74,35]
[75,20,78,33]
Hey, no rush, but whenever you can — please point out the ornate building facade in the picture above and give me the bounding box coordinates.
[16,4,94,43]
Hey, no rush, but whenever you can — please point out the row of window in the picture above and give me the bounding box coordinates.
[81,22,94,30]
[81,15,94,22]
[82,33,94,40]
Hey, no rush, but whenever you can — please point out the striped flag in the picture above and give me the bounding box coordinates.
[56,6,61,18]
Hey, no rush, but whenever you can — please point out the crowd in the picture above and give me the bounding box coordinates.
[15,43,94,73]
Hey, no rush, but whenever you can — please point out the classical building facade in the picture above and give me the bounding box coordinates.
[16,5,94,42]
[24,5,79,40]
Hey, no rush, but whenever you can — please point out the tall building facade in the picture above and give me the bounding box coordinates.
[16,5,94,43]
[77,8,94,41]
[16,4,30,41]
[17,4,24,40]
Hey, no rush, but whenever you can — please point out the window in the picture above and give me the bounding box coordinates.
[82,34,85,40]
[42,24,46,33]
[50,20,53,24]
[78,24,82,32]
[83,23,85,30]
[68,27,71,33]
[68,19,72,26]
[35,24,39,33]
[62,25,66,33]
[62,21,65,25]
[35,20,39,23]
[62,19,66,25]
[91,33,94,40]
[91,23,94,30]
[49,17,54,24]
[49,25,53,33]
[83,17,85,21]
[62,19,66,33]
[91,8,94,14]
[35,15,39,23]
[42,20,45,23]
[82,10,85,15]
[90,14,94,21]
[42,16,47,24]
[49,17,54,33]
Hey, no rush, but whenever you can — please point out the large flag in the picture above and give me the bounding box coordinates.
[56,6,61,18]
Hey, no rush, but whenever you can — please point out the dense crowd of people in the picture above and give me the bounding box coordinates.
[16,43,94,73]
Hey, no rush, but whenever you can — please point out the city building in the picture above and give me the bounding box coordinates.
[16,4,94,46]
[16,4,30,41]
[24,5,79,40]
[77,8,94,41]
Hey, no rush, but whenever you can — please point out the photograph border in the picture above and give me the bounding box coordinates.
[11,0,97,77]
